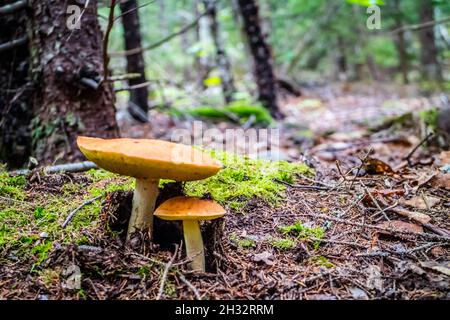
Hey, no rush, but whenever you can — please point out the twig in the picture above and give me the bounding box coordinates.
[10,161,98,176]
[62,196,102,228]
[403,132,434,167]
[0,0,27,15]
[177,273,201,300]
[350,147,373,189]
[110,11,207,57]
[388,16,450,35]
[102,0,117,82]
[156,244,179,300]
[113,0,155,22]
[0,36,27,53]
[115,81,152,92]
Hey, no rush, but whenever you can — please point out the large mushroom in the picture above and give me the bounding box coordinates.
[154,196,226,272]
[76,136,222,241]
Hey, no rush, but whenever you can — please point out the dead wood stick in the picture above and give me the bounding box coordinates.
[156,244,179,300]
[62,195,102,228]
[177,273,201,300]
[102,0,117,82]
[110,12,207,57]
[403,132,434,166]
[295,212,450,243]
[0,36,27,53]
[10,161,98,176]
[0,0,27,15]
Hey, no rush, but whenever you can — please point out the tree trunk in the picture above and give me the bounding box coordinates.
[393,0,408,84]
[120,0,150,122]
[0,0,32,168]
[29,0,119,164]
[203,0,236,104]
[418,0,442,81]
[237,0,282,120]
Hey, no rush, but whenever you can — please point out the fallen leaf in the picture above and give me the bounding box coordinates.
[253,251,274,266]
[363,157,394,175]
[377,220,423,235]
[399,195,441,210]
[365,265,383,291]
[348,287,369,300]
[439,151,450,165]
[420,261,450,277]
[413,171,439,192]
[62,264,81,290]
[391,207,431,224]
[431,173,450,190]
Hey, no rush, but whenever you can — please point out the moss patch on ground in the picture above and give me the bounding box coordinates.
[184,150,313,210]
[0,151,312,268]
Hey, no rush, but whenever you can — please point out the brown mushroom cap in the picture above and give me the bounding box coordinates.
[154,196,226,221]
[77,136,222,181]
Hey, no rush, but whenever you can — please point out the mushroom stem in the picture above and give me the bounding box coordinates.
[127,178,159,241]
[182,220,205,272]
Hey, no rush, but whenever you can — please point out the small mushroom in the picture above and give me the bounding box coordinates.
[77,137,222,241]
[154,196,226,272]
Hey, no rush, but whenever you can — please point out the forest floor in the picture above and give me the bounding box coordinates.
[1,83,449,300]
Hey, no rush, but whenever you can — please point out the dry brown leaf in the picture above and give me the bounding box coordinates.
[413,171,439,192]
[431,173,450,190]
[399,195,441,210]
[363,157,394,175]
[439,151,450,165]
[420,261,450,277]
[391,207,432,224]
[377,220,423,235]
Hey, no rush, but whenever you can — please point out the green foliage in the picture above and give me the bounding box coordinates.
[346,0,385,6]
[269,237,296,250]
[310,256,334,268]
[230,233,256,248]
[418,107,439,131]
[278,221,324,249]
[185,150,313,210]
[182,100,274,125]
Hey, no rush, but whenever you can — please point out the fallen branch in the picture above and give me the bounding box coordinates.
[388,16,450,35]
[156,244,179,300]
[62,195,102,228]
[402,132,434,167]
[110,12,207,57]
[10,161,98,176]
[115,81,152,92]
[0,0,27,15]
[177,273,201,300]
[0,36,27,53]
[107,73,141,82]
[102,0,117,82]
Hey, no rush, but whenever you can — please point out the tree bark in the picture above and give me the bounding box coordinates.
[237,0,282,120]
[203,0,236,104]
[0,0,32,168]
[29,0,119,164]
[418,0,442,81]
[120,0,150,122]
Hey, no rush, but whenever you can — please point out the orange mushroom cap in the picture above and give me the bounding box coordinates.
[77,136,222,181]
[154,196,226,221]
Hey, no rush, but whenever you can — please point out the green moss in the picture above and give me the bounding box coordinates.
[278,221,324,249]
[230,233,256,248]
[310,256,334,268]
[269,237,296,250]
[418,107,439,131]
[185,150,313,211]
[0,171,26,200]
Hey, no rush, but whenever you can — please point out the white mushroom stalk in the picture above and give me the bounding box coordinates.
[127,178,159,241]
